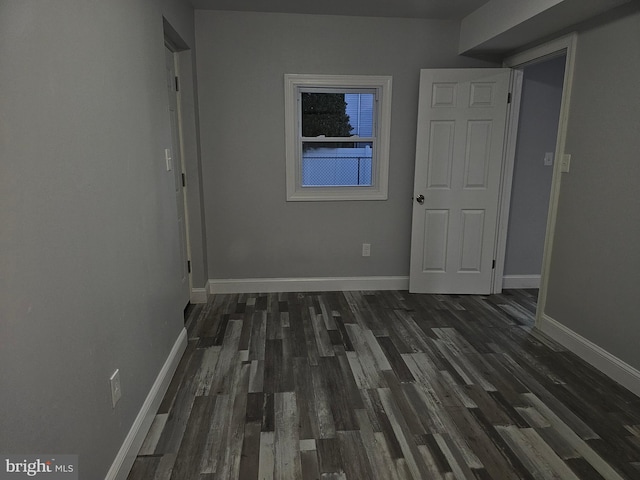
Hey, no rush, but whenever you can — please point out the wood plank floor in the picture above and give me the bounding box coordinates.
[128,290,640,479]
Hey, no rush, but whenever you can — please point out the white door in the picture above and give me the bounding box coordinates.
[409,69,511,294]
[165,46,190,307]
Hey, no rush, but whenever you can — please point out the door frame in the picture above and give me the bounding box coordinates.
[491,68,524,294]
[493,33,578,328]
[164,39,193,304]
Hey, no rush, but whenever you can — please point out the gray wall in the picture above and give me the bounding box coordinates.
[0,0,196,476]
[195,11,496,280]
[545,9,640,368]
[504,55,565,276]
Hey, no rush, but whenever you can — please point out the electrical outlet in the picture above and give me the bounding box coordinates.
[110,369,122,408]
[362,243,371,257]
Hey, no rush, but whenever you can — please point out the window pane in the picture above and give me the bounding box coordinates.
[345,93,374,137]
[302,142,373,186]
[301,92,374,138]
[302,93,351,137]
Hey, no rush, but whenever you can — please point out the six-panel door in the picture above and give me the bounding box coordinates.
[409,69,511,294]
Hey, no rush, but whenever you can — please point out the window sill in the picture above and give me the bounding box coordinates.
[286,186,388,202]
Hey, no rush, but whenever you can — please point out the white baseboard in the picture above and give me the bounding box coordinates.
[208,276,410,294]
[190,287,208,304]
[105,327,188,480]
[538,314,640,398]
[502,274,541,289]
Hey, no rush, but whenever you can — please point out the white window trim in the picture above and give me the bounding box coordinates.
[284,74,392,201]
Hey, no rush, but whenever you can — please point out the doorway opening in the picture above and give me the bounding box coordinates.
[164,20,194,311]
[502,55,566,290]
[498,34,578,327]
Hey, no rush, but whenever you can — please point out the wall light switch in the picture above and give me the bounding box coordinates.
[560,154,571,173]
[544,152,554,166]
[110,369,122,408]
[165,148,172,171]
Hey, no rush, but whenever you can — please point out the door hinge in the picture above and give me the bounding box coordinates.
[492,260,496,269]
[175,76,180,92]
[181,173,186,187]
[507,92,512,104]
[187,260,191,274]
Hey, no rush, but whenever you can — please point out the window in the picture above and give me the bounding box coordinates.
[285,74,392,201]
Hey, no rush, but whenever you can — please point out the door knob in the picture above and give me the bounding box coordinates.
[416,194,425,205]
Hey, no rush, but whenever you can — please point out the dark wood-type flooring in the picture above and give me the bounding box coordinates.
[128,290,640,479]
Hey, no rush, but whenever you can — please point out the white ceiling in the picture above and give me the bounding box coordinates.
[189,0,491,20]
